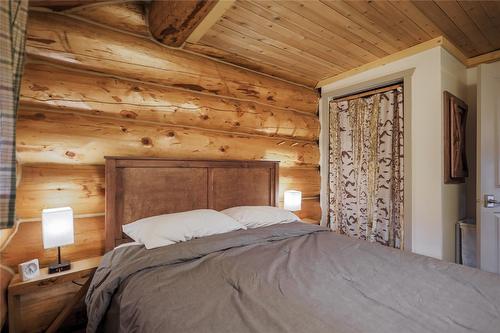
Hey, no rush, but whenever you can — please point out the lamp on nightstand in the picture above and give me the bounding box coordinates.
[284,190,302,211]
[42,207,74,274]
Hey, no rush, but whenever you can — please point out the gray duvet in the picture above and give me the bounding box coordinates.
[86,223,500,333]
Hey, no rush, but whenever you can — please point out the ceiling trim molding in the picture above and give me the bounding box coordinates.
[441,37,468,65]
[316,35,500,88]
[467,50,500,68]
[184,0,235,45]
[316,37,445,88]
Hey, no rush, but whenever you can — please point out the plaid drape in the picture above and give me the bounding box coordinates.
[0,0,28,229]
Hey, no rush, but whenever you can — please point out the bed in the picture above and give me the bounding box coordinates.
[86,157,500,333]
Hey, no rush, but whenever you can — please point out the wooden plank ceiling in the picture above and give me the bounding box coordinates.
[30,0,500,87]
[184,0,500,87]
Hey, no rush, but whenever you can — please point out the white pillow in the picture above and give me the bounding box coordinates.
[114,241,142,250]
[221,206,301,229]
[122,209,245,249]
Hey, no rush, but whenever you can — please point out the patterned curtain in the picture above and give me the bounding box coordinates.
[0,0,28,229]
[328,86,404,248]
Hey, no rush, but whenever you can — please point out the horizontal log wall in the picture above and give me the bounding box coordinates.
[68,1,150,36]
[1,6,320,271]
[21,63,319,141]
[26,11,317,114]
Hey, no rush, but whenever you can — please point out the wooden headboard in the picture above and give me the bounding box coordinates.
[105,157,279,251]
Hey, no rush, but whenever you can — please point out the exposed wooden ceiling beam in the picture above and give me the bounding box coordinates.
[149,0,220,47]
[184,0,235,45]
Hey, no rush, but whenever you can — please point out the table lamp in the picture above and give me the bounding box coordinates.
[284,190,302,211]
[42,207,74,274]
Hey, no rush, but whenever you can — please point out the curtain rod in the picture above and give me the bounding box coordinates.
[332,83,403,103]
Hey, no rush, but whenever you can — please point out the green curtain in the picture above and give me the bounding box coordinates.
[0,0,28,228]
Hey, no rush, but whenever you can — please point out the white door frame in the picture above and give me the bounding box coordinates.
[476,62,500,272]
[319,68,414,251]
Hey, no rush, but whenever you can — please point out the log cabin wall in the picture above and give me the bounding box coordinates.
[0,3,320,272]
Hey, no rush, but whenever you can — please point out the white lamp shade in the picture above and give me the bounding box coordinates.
[42,207,74,249]
[284,190,302,211]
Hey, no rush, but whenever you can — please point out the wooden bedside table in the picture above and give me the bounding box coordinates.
[8,256,101,333]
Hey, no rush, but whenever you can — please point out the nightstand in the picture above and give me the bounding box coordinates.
[302,218,320,225]
[8,256,101,333]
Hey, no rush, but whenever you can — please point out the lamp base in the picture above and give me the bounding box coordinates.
[48,261,71,274]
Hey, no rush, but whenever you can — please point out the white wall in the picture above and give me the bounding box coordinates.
[440,49,475,261]
[321,47,474,261]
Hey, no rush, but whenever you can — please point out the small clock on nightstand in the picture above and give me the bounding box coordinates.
[18,259,40,281]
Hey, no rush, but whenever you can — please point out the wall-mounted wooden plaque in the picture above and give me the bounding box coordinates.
[444,91,468,184]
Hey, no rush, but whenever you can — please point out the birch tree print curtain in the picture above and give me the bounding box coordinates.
[328,85,404,249]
